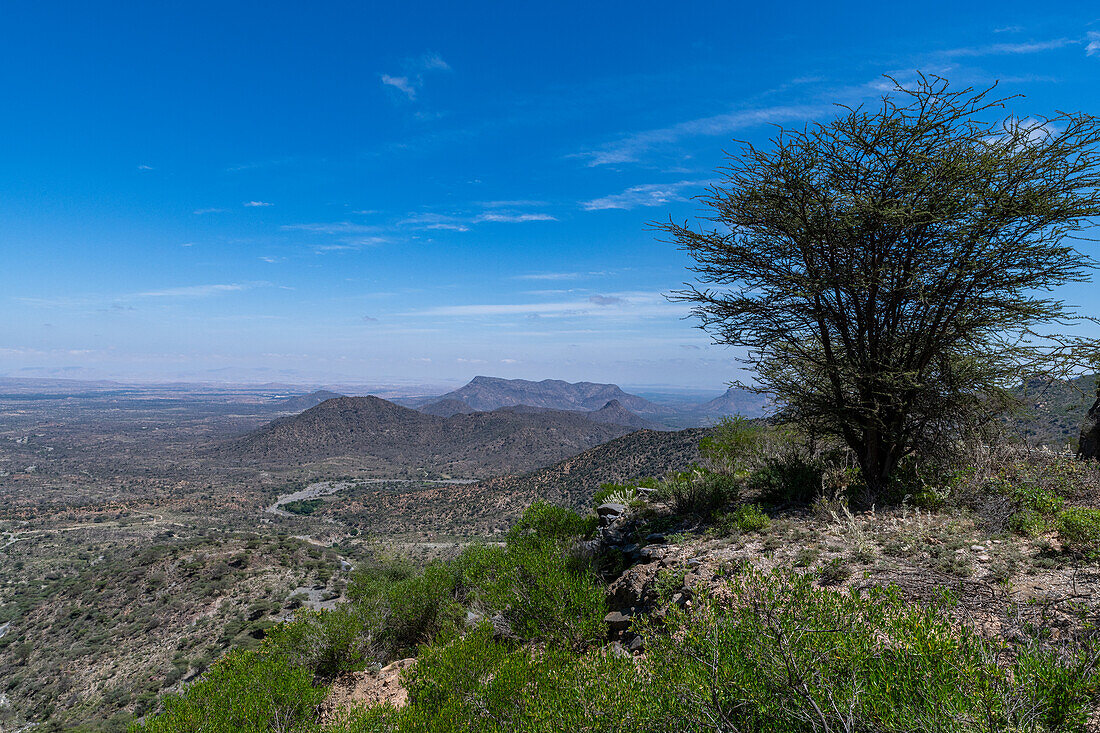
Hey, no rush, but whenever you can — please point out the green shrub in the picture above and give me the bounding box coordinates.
[748,456,822,505]
[1009,508,1047,537]
[266,605,370,678]
[713,504,771,536]
[593,478,657,508]
[698,415,762,473]
[132,649,324,732]
[1056,507,1100,560]
[655,469,739,517]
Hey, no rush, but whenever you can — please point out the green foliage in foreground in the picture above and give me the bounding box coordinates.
[135,650,324,733]
[136,503,1100,733]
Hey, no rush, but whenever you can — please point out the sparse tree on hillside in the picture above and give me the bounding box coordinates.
[659,75,1100,497]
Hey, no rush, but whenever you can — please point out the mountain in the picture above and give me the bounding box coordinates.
[272,389,344,412]
[419,398,478,417]
[436,376,663,415]
[693,386,770,420]
[1009,373,1099,449]
[221,395,635,476]
[585,399,666,430]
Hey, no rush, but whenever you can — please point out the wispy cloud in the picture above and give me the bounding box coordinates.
[136,283,253,298]
[582,179,713,210]
[244,200,273,207]
[137,164,154,171]
[193,207,227,215]
[575,104,824,166]
[475,212,556,223]
[380,53,452,101]
[282,222,382,235]
[512,271,609,281]
[1088,32,1100,57]
[940,37,1077,57]
[407,292,683,319]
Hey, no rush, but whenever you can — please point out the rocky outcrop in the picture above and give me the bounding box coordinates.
[1078,390,1100,461]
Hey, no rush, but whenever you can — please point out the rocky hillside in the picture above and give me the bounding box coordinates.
[220,396,636,477]
[472,426,708,511]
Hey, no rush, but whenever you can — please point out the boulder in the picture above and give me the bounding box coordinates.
[597,502,627,525]
[1079,391,1100,461]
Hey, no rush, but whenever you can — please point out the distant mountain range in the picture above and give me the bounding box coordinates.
[221,395,637,476]
[404,376,768,428]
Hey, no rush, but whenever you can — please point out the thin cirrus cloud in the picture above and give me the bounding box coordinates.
[1088,32,1099,57]
[244,200,273,207]
[407,293,681,319]
[380,53,451,101]
[582,180,713,211]
[938,37,1079,58]
[574,104,825,166]
[512,271,608,281]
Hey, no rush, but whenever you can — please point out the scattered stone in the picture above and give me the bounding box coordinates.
[977,555,992,563]
[686,558,703,569]
[645,533,667,544]
[970,545,985,552]
[605,610,632,633]
[626,634,645,653]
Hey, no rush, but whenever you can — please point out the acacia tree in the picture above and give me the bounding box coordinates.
[659,75,1100,497]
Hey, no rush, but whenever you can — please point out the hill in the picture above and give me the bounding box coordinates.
[1009,373,1099,449]
[585,399,666,430]
[272,390,344,412]
[692,386,770,420]
[419,398,477,417]
[470,426,708,512]
[435,376,663,415]
[221,396,636,477]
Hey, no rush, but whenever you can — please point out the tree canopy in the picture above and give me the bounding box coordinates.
[659,75,1100,495]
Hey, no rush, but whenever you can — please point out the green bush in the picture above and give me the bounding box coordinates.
[1009,508,1047,537]
[1056,507,1100,560]
[698,415,763,473]
[713,504,771,536]
[132,649,324,732]
[655,469,740,517]
[266,605,369,678]
[748,456,822,505]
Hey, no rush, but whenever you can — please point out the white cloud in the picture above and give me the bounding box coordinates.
[381,74,418,100]
[582,179,713,210]
[193,207,227,215]
[1088,32,1100,57]
[575,104,824,166]
[282,222,381,234]
[244,200,273,207]
[380,53,452,101]
[941,37,1077,57]
[137,283,251,298]
[137,164,154,171]
[475,212,556,223]
[513,272,608,281]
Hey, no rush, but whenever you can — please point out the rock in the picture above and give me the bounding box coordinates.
[622,544,639,555]
[970,545,985,552]
[605,610,632,633]
[686,558,703,569]
[606,641,630,658]
[1078,389,1100,461]
[597,502,627,526]
[645,533,666,544]
[626,634,645,653]
[978,555,992,563]
[638,547,663,563]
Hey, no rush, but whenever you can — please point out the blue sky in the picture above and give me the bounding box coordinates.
[2,1,1099,390]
